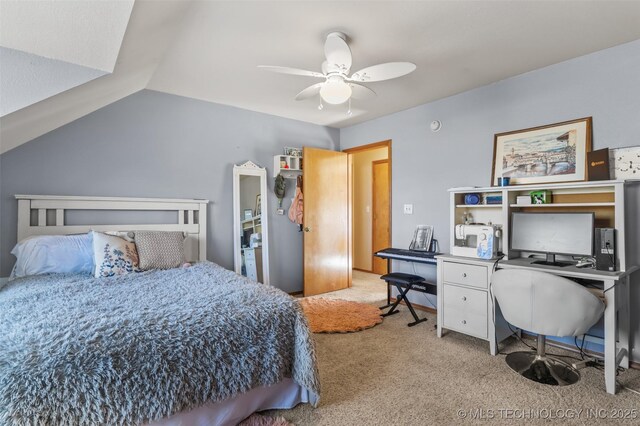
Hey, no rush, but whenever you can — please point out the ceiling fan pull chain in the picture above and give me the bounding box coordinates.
[318,96,324,111]
[347,98,352,116]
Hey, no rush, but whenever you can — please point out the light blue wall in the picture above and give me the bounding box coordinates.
[2,39,639,357]
[0,90,339,292]
[340,39,640,360]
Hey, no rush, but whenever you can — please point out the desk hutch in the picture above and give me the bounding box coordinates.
[437,179,639,394]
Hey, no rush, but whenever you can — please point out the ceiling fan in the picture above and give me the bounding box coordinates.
[258,32,416,114]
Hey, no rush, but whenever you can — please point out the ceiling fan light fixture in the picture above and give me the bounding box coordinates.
[259,31,416,111]
[319,77,352,104]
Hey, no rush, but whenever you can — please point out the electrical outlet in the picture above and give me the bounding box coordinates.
[403,204,413,214]
[276,208,284,215]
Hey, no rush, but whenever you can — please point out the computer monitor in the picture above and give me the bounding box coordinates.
[511,212,594,267]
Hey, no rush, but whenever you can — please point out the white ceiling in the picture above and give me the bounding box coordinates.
[147,0,640,128]
[2,1,640,154]
[0,0,134,72]
[0,0,192,154]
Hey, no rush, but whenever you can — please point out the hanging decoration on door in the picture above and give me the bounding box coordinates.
[289,175,304,231]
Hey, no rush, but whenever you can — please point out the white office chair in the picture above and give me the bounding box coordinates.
[492,269,604,386]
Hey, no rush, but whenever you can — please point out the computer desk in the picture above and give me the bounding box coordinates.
[498,257,639,395]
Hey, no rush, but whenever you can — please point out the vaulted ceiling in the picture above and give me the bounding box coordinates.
[2,0,640,154]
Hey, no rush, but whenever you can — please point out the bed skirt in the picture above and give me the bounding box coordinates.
[150,379,313,426]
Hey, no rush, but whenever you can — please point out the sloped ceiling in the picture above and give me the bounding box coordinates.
[0,0,134,72]
[0,0,192,154]
[2,1,640,154]
[0,0,134,117]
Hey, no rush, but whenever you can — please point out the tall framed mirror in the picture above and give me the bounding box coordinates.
[233,161,270,285]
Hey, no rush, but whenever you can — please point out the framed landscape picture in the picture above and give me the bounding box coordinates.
[491,117,592,186]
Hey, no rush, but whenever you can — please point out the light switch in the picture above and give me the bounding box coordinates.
[403,204,413,214]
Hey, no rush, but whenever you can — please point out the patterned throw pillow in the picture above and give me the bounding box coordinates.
[134,231,185,270]
[92,231,141,278]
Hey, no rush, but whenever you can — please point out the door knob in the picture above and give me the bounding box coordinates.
[304,227,311,232]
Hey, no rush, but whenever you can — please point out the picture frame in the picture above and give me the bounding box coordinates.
[284,147,302,157]
[609,145,640,180]
[243,209,253,220]
[255,194,262,216]
[409,225,434,252]
[491,117,592,186]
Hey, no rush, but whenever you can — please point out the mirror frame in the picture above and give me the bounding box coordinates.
[233,161,270,285]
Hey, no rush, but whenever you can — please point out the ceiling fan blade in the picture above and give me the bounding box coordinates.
[321,61,329,75]
[324,32,352,73]
[348,62,416,82]
[295,83,324,101]
[349,83,376,100]
[258,65,324,78]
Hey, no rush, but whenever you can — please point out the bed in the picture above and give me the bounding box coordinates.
[0,195,319,425]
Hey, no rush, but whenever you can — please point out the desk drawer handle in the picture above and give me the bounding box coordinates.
[461,320,467,325]
[462,273,467,278]
[461,296,467,301]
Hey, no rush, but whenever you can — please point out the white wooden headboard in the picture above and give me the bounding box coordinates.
[15,195,209,262]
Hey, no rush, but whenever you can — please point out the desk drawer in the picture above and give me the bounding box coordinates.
[442,284,488,339]
[443,261,487,289]
[244,249,256,261]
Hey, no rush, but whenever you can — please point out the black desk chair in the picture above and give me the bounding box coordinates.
[379,272,431,327]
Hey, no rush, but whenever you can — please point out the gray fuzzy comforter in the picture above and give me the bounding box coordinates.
[0,262,320,425]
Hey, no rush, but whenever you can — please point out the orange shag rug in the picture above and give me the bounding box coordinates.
[299,298,383,333]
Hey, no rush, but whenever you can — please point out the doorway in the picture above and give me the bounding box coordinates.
[344,141,391,276]
[301,142,391,298]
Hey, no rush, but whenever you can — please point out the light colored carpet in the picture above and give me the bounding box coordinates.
[300,298,383,333]
[274,281,640,425]
[305,270,387,304]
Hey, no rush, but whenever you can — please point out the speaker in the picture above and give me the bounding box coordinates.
[595,228,616,272]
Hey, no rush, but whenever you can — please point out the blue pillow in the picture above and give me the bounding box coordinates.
[10,233,94,278]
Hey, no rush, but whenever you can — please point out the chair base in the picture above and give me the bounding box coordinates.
[505,352,580,386]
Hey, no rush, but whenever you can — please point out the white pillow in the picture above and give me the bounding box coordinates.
[92,231,141,278]
[10,233,94,278]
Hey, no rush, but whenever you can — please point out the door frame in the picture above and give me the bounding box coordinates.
[343,140,392,275]
[372,158,390,275]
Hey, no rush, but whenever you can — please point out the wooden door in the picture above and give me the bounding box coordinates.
[303,147,351,296]
[372,160,390,275]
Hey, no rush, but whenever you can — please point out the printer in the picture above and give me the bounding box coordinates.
[453,224,502,260]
